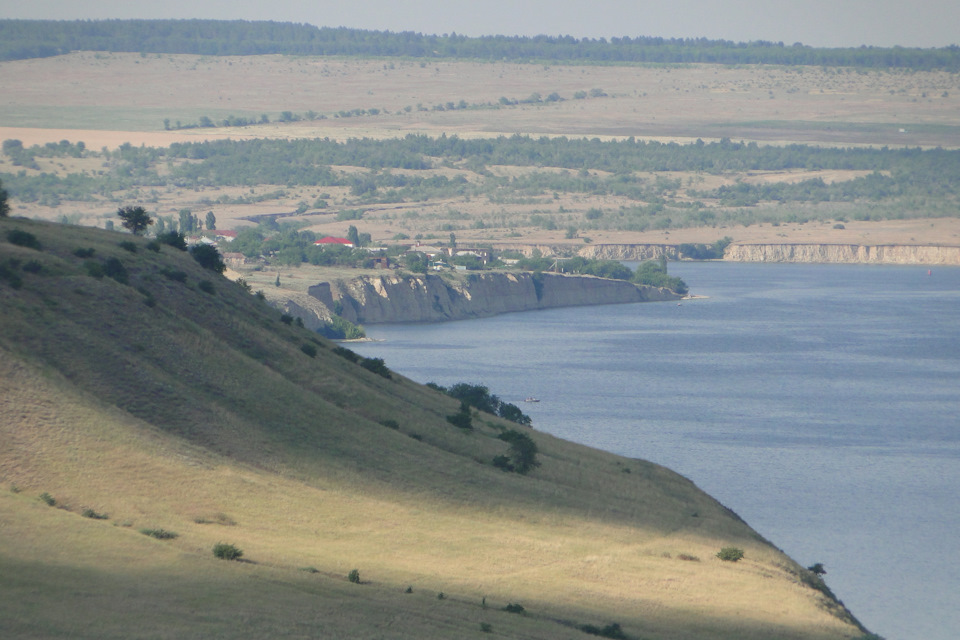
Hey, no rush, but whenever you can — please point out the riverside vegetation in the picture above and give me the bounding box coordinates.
[0,216,878,639]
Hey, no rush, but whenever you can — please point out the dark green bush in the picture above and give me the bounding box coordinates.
[212,542,243,560]
[360,357,391,379]
[0,260,23,288]
[84,260,104,278]
[496,430,540,474]
[39,492,56,506]
[380,419,400,430]
[579,622,628,639]
[300,343,318,358]
[348,569,361,583]
[190,244,226,273]
[333,346,359,362]
[21,259,42,274]
[81,508,109,520]
[446,402,473,430]
[140,528,179,540]
[280,313,294,324]
[145,240,161,252]
[198,280,216,294]
[716,547,745,562]
[103,257,128,284]
[118,240,138,253]
[156,231,187,250]
[503,603,525,614]
[7,229,41,250]
[161,268,187,283]
[73,247,95,258]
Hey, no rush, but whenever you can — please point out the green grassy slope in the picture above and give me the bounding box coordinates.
[0,218,869,640]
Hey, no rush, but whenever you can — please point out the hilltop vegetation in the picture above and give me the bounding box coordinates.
[4,135,959,243]
[1,19,958,71]
[0,217,870,638]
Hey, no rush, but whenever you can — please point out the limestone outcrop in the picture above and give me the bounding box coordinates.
[306,272,681,325]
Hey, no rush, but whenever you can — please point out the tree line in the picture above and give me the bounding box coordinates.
[1,19,958,70]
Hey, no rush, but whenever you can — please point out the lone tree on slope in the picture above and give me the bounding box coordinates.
[117,206,153,235]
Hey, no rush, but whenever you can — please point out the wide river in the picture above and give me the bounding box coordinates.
[350,262,960,640]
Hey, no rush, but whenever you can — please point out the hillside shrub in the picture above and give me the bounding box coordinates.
[73,247,95,258]
[145,240,161,252]
[446,402,473,430]
[0,260,23,288]
[579,622,628,639]
[503,603,525,614]
[190,244,226,273]
[81,508,108,520]
[7,229,41,250]
[348,569,361,584]
[280,313,294,324]
[118,240,137,253]
[380,419,400,430]
[198,279,215,294]
[21,259,42,274]
[677,553,700,562]
[212,542,243,561]
[496,430,540,474]
[161,268,188,283]
[359,357,391,379]
[103,257,128,284]
[139,528,179,540]
[84,260,104,278]
[300,343,317,358]
[39,492,56,506]
[717,547,745,562]
[156,230,187,250]
[333,346,359,362]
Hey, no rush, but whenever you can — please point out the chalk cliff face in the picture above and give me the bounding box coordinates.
[724,243,960,265]
[307,272,681,324]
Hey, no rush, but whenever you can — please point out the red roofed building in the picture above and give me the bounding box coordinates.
[314,236,354,248]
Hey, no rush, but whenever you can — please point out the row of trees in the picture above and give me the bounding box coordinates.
[2,20,958,70]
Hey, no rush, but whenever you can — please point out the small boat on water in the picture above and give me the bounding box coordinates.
[524,397,540,403]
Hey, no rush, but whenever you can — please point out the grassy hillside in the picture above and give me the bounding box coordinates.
[0,217,870,639]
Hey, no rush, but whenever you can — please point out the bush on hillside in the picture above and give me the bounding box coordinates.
[359,356,391,379]
[156,230,187,250]
[190,244,225,273]
[579,622,628,639]
[348,569,361,584]
[81,508,109,520]
[139,528,179,540]
[716,547,744,562]
[212,542,243,561]
[39,492,56,506]
[103,257,128,284]
[7,229,41,250]
[198,279,215,294]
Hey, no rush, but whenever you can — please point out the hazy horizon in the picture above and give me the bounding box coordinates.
[2,0,959,49]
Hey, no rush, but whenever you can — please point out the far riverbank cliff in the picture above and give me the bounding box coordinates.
[274,271,681,327]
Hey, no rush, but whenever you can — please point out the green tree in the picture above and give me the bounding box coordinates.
[0,178,9,217]
[190,244,226,273]
[178,209,192,234]
[117,206,153,235]
[346,225,360,247]
[205,210,216,230]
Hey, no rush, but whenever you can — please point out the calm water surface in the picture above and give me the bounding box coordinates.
[350,263,960,640]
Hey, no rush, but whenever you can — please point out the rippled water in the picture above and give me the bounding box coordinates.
[350,263,960,640]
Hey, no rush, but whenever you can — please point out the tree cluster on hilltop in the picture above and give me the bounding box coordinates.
[1,19,958,70]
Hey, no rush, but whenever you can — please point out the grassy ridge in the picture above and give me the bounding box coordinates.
[0,217,867,639]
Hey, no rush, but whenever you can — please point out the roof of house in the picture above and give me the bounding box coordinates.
[314,236,354,247]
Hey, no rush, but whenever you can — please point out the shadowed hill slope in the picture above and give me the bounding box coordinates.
[0,218,869,639]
